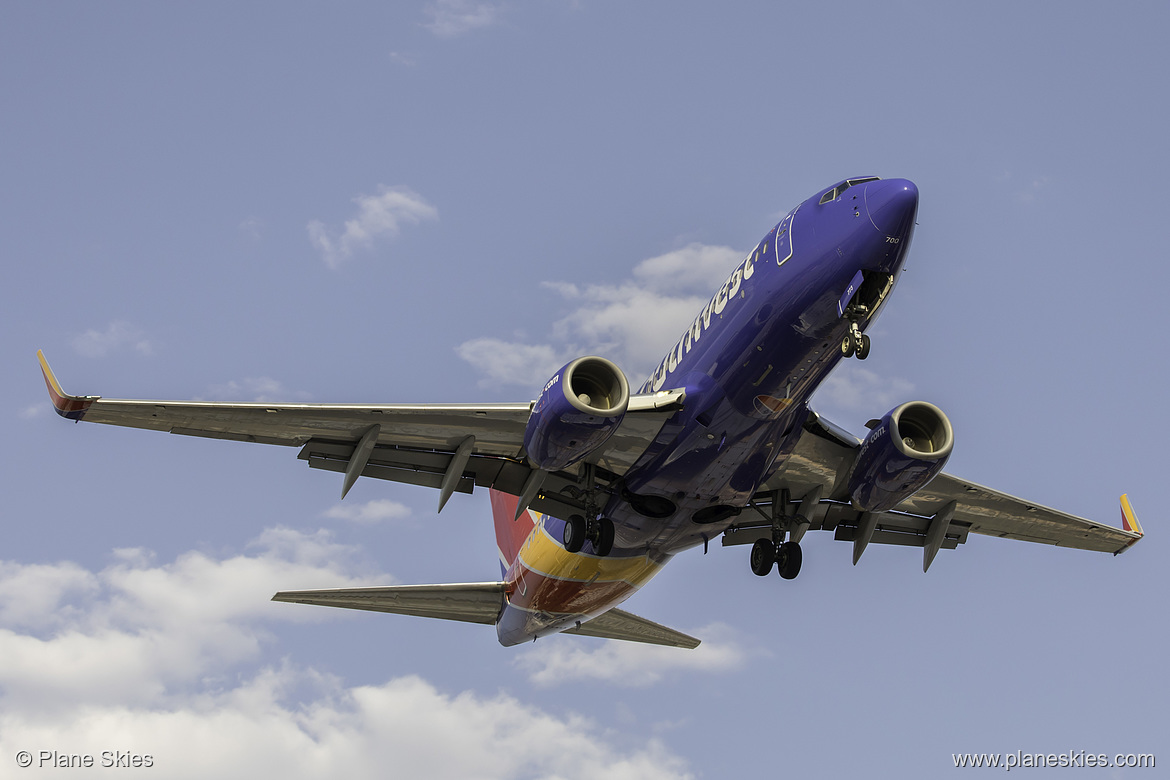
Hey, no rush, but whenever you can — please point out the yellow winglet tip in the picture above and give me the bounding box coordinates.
[37,349,62,395]
[1117,494,1144,555]
[1120,494,1144,536]
[37,350,97,420]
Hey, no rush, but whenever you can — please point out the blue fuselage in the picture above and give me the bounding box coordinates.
[498,177,918,644]
[623,177,916,550]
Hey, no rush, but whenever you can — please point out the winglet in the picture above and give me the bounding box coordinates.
[37,350,98,420]
[1116,494,1144,554]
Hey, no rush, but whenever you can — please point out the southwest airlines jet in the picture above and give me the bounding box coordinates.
[38,177,1143,649]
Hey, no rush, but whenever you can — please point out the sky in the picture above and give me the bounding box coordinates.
[2,2,1167,777]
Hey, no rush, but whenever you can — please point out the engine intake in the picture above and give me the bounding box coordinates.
[847,401,954,512]
[523,356,630,472]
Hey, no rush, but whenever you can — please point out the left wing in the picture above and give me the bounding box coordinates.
[37,351,684,515]
[724,410,1144,567]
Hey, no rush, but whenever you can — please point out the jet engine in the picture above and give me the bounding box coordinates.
[523,356,630,472]
[847,401,954,512]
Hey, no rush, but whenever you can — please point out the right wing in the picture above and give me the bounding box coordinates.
[724,409,1143,565]
[38,351,684,516]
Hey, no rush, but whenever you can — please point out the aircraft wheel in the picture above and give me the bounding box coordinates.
[596,517,615,557]
[840,332,856,358]
[856,334,871,360]
[750,538,776,576]
[776,541,802,580]
[563,515,586,553]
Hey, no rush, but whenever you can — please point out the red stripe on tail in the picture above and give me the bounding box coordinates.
[489,488,536,570]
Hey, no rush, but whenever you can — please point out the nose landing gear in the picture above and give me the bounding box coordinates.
[840,321,871,360]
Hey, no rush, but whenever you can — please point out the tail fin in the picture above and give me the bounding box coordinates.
[489,488,536,574]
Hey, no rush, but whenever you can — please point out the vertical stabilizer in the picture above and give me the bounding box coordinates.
[489,488,537,574]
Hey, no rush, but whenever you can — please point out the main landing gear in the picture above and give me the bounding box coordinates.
[744,486,817,580]
[750,538,802,579]
[560,462,616,557]
[563,514,615,556]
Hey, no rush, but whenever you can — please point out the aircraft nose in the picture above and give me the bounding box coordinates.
[863,178,918,238]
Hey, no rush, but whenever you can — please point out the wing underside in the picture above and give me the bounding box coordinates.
[36,351,683,514]
[39,351,1141,571]
[726,411,1144,562]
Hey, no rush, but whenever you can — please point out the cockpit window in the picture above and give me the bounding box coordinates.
[819,176,881,205]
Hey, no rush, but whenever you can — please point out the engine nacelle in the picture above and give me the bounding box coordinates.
[847,401,954,512]
[523,356,630,472]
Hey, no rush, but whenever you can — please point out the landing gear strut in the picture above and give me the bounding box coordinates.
[561,464,616,557]
[840,303,871,361]
[744,486,814,580]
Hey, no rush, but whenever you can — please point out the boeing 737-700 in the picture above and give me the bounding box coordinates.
[38,177,1143,649]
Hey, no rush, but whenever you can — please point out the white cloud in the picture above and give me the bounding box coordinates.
[0,667,693,780]
[0,560,97,630]
[456,243,745,388]
[200,377,311,403]
[20,403,46,419]
[515,623,750,687]
[812,363,916,416]
[422,0,502,37]
[71,321,153,358]
[1014,175,1049,205]
[238,215,263,240]
[323,498,412,525]
[0,531,695,779]
[308,185,438,269]
[0,528,376,712]
[454,337,567,389]
[630,243,744,294]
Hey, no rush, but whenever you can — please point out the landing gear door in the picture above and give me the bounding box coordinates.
[837,270,866,318]
[838,270,895,320]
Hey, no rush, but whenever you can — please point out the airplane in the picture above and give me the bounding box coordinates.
[37,176,1144,650]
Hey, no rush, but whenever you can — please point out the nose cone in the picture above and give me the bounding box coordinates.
[864,178,918,238]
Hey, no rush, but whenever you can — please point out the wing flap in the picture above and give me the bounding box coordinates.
[563,607,701,649]
[271,583,507,625]
[296,439,596,521]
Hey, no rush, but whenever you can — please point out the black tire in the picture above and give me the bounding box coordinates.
[596,517,615,557]
[856,334,871,360]
[777,541,803,580]
[840,332,856,358]
[750,538,776,576]
[563,515,586,553]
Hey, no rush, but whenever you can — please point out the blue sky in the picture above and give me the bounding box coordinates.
[3,2,1167,777]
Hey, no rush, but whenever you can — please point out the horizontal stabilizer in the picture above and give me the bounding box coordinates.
[564,608,701,649]
[272,583,506,625]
